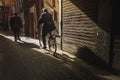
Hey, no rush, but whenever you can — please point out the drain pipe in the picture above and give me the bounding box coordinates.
[59,0,63,50]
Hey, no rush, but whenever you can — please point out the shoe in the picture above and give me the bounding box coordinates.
[18,38,21,41]
[42,47,46,49]
[15,39,17,42]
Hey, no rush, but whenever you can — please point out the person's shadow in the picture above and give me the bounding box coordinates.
[17,40,40,49]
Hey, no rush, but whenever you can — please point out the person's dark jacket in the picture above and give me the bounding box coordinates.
[38,12,55,36]
[10,16,14,30]
[13,16,23,30]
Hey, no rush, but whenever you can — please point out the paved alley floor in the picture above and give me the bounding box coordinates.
[0,31,120,80]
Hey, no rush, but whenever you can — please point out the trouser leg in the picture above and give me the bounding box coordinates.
[17,30,20,40]
[42,35,46,48]
[13,30,17,41]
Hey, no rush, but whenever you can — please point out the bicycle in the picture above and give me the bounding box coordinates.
[48,33,59,55]
[38,27,59,55]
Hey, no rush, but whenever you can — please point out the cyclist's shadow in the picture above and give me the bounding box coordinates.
[17,40,40,49]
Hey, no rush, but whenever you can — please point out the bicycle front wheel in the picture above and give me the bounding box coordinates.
[48,37,57,54]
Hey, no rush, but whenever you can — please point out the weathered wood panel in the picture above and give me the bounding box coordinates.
[62,0,98,55]
[62,0,113,65]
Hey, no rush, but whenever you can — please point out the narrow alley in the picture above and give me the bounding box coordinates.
[0,31,120,80]
[0,0,119,80]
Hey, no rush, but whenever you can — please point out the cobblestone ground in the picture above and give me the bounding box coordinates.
[0,32,120,80]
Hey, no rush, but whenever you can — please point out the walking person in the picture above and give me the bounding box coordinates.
[10,13,14,31]
[38,8,56,49]
[10,13,23,42]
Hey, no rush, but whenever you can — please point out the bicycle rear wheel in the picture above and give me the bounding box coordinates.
[38,26,43,48]
[39,37,42,48]
[37,31,42,48]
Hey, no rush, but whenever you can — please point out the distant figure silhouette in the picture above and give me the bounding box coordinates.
[10,13,23,42]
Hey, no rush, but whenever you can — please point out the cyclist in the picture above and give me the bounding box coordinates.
[38,8,55,49]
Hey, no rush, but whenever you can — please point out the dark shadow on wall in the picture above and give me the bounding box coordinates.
[69,0,112,33]
[69,0,98,23]
[75,46,120,76]
[76,46,109,70]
